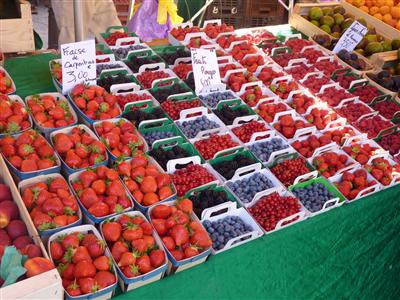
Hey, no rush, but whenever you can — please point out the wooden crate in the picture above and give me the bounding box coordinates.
[244,0,286,27]
[369,50,399,69]
[204,0,245,28]
[289,2,393,41]
[341,0,400,40]
[113,0,130,25]
[0,0,34,53]
[0,156,63,299]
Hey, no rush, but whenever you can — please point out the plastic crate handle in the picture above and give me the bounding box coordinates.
[275,211,305,230]
[224,230,259,249]
[201,201,237,220]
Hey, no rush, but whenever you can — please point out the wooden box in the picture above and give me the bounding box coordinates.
[341,0,400,41]
[0,0,35,53]
[244,0,286,27]
[0,156,63,299]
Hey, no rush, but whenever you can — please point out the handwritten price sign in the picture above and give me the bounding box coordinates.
[332,21,368,54]
[61,39,96,94]
[191,48,223,94]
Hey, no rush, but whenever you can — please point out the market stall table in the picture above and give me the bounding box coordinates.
[3,29,400,299]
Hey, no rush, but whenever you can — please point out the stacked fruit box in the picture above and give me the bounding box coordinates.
[1,19,400,298]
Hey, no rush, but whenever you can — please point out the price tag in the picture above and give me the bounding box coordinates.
[61,39,96,94]
[332,21,368,54]
[191,48,223,94]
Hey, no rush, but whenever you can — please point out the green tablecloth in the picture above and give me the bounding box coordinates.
[5,53,400,300]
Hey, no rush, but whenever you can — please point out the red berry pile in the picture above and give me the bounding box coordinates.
[335,101,373,122]
[301,74,331,93]
[170,26,201,41]
[231,121,268,143]
[322,126,358,146]
[318,87,354,107]
[116,92,153,110]
[378,132,400,156]
[334,169,377,200]
[204,23,234,39]
[150,200,212,260]
[354,115,394,139]
[313,151,353,178]
[53,126,107,170]
[172,63,193,79]
[102,214,166,278]
[161,99,203,120]
[50,231,116,297]
[273,114,312,139]
[287,93,316,114]
[291,134,333,158]
[71,84,120,121]
[269,81,298,99]
[257,66,285,85]
[273,52,302,67]
[227,72,258,92]
[21,177,79,231]
[187,37,211,49]
[1,130,57,172]
[270,157,311,187]
[240,86,267,107]
[0,94,31,134]
[372,100,400,120]
[217,34,247,49]
[366,157,400,186]
[194,134,239,160]
[333,74,359,89]
[240,55,265,73]
[350,85,381,104]
[0,69,15,94]
[299,48,325,64]
[285,39,313,52]
[256,101,289,122]
[171,164,216,196]
[95,119,145,158]
[229,42,258,61]
[71,166,133,217]
[219,63,240,78]
[286,64,316,81]
[137,70,172,89]
[27,94,75,129]
[342,142,379,165]
[104,31,134,46]
[304,107,338,130]
[314,59,343,77]
[248,192,301,232]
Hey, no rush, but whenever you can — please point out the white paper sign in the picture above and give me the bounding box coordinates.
[191,48,222,94]
[61,39,96,94]
[332,21,368,54]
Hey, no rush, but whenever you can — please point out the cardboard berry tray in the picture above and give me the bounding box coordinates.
[24,92,78,139]
[0,94,33,138]
[47,225,118,300]
[18,173,83,239]
[67,168,134,225]
[50,124,109,177]
[99,211,168,292]
[146,199,212,274]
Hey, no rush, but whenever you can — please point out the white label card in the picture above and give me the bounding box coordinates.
[191,48,222,94]
[61,39,96,94]
[332,21,368,54]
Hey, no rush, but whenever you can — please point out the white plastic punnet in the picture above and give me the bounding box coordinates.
[200,203,263,255]
[248,186,308,234]
[47,225,118,300]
